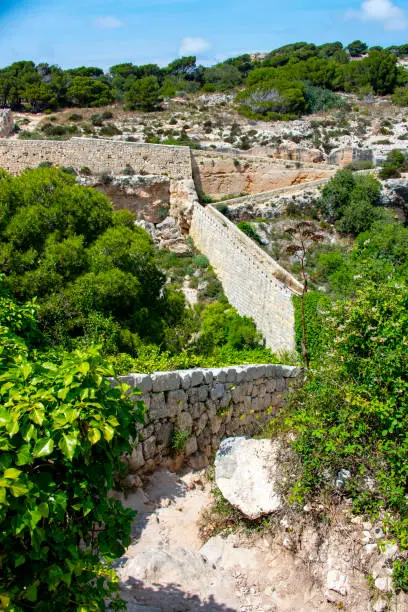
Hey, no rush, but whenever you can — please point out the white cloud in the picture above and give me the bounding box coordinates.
[93,16,124,29]
[179,37,211,56]
[346,0,408,30]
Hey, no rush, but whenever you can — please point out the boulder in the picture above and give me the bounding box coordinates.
[0,109,14,137]
[215,437,282,519]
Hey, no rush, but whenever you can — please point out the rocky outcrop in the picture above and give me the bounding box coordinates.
[215,437,282,519]
[136,217,191,256]
[381,178,408,220]
[169,178,199,232]
[0,109,14,137]
[328,147,374,167]
[94,174,171,224]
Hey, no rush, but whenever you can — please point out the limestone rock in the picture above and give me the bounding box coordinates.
[0,109,14,137]
[215,437,282,519]
[169,178,199,232]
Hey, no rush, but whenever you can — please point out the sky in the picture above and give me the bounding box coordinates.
[0,0,408,70]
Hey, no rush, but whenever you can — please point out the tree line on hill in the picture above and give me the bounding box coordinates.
[2,41,408,116]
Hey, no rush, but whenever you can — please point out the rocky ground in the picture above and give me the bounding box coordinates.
[112,441,408,612]
[8,92,408,164]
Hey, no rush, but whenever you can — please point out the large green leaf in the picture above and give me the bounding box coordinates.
[58,433,78,460]
[33,438,54,459]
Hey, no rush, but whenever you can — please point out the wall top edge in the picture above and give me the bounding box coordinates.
[114,363,303,392]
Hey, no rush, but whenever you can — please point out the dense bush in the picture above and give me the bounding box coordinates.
[237,221,263,245]
[0,280,144,609]
[124,76,162,111]
[379,149,408,179]
[319,169,383,233]
[0,167,179,350]
[236,79,307,120]
[283,280,408,580]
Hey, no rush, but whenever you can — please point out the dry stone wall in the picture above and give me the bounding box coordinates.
[0,138,192,179]
[190,204,302,353]
[118,363,302,473]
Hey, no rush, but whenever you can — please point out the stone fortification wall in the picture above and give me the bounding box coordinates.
[328,147,374,167]
[192,150,335,199]
[0,138,192,179]
[218,177,331,208]
[118,363,301,473]
[190,204,302,352]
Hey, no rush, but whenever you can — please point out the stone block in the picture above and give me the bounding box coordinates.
[151,371,181,392]
[167,389,187,417]
[226,368,236,383]
[126,444,145,472]
[210,383,225,401]
[177,411,193,433]
[210,368,228,383]
[189,402,201,419]
[231,385,245,403]
[155,422,173,448]
[204,370,214,384]
[140,425,154,439]
[190,370,204,387]
[119,373,153,393]
[184,435,198,456]
[142,436,156,460]
[197,385,209,402]
[246,365,266,380]
[236,367,248,383]
[210,416,222,434]
[178,370,191,390]
[281,365,303,378]
[219,391,232,408]
[149,393,168,419]
[194,412,208,436]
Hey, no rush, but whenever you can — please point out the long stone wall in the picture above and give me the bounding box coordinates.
[190,204,302,353]
[192,150,335,199]
[0,138,192,179]
[118,363,301,473]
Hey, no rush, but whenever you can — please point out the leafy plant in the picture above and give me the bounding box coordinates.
[0,283,145,609]
[170,429,189,454]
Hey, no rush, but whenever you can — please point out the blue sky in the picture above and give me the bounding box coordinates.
[1,0,408,70]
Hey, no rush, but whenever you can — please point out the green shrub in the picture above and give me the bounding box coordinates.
[237,221,263,245]
[0,284,145,609]
[392,87,408,106]
[293,290,331,363]
[237,79,307,121]
[192,254,209,269]
[124,76,162,111]
[170,429,189,454]
[280,280,408,588]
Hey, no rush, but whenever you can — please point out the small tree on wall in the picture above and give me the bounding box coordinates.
[286,221,324,367]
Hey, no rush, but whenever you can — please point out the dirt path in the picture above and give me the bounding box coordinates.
[114,469,337,612]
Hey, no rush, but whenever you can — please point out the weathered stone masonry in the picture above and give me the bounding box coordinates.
[0,138,192,179]
[190,204,302,352]
[118,364,301,473]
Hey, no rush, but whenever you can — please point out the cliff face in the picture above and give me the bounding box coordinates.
[192,151,334,199]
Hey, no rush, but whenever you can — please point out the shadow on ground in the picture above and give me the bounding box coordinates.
[121,577,236,612]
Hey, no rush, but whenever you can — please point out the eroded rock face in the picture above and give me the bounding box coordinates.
[215,437,282,519]
[192,151,333,199]
[96,175,171,224]
[136,217,192,256]
[169,178,199,232]
[0,109,14,137]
